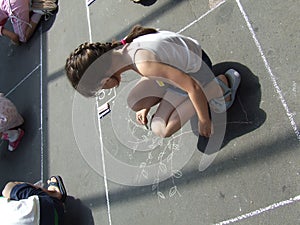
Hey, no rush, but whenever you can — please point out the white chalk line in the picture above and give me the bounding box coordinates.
[182,1,300,224]
[90,1,226,224]
[86,2,93,42]
[236,0,300,141]
[39,25,44,183]
[4,27,44,185]
[215,194,300,225]
[87,1,299,225]
[177,0,226,34]
[96,100,112,225]
[5,64,41,97]
[214,1,300,224]
[87,2,225,224]
[86,0,229,224]
[86,2,111,225]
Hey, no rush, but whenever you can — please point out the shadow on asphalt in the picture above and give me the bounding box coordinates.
[80,130,298,208]
[132,0,158,7]
[195,62,267,154]
[106,0,184,41]
[64,196,95,225]
[41,12,58,34]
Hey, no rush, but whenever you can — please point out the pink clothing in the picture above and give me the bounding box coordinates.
[0,93,23,133]
[0,0,40,42]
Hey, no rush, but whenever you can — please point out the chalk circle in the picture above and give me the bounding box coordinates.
[71,41,226,186]
[71,81,195,186]
[111,79,170,152]
[72,77,226,186]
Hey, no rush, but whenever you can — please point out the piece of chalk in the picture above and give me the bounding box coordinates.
[138,115,148,129]
[98,103,109,113]
[87,0,97,6]
[99,108,111,119]
[98,103,110,119]
[156,80,165,87]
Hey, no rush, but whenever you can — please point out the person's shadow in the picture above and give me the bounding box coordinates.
[132,0,157,6]
[195,62,267,154]
[63,196,95,225]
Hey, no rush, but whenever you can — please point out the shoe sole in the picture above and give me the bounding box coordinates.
[225,69,241,109]
[8,129,24,151]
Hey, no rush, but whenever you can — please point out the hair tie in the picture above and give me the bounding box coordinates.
[120,39,127,45]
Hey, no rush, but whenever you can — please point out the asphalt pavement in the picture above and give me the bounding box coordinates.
[0,0,299,224]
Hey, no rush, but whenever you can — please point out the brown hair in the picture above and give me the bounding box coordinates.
[65,25,158,95]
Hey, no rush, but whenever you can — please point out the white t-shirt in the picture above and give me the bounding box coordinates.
[0,196,40,225]
[127,30,203,73]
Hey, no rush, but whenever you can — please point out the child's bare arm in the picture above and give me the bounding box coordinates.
[2,182,24,198]
[135,59,212,137]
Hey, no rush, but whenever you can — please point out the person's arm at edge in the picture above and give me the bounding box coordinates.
[1,26,19,45]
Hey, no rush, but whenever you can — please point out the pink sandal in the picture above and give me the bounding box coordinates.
[8,129,24,151]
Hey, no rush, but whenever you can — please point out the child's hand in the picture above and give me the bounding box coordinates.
[136,108,149,125]
[198,119,213,137]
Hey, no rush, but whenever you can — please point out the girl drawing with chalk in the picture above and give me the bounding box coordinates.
[65,25,240,138]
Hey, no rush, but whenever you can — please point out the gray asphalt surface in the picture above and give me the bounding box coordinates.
[0,0,299,224]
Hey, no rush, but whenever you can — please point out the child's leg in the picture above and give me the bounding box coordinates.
[151,90,194,138]
[203,75,229,101]
[127,77,166,111]
[204,69,241,113]
[9,0,31,42]
[24,14,42,42]
[10,0,42,43]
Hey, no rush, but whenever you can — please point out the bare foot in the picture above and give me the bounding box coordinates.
[136,108,149,125]
[47,177,63,200]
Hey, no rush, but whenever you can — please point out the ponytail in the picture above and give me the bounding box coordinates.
[121,25,158,44]
[65,25,158,93]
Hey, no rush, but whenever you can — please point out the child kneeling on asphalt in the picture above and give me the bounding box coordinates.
[0,93,24,151]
